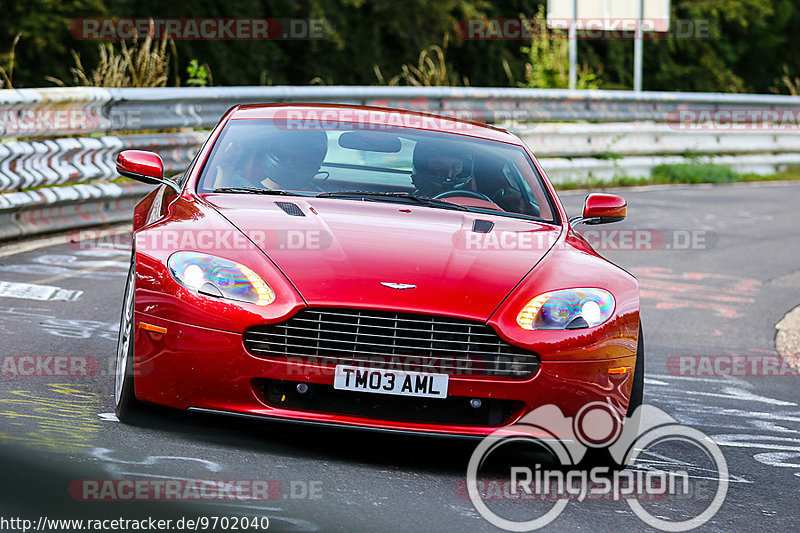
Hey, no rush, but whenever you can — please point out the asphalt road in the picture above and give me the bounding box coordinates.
[0,182,798,532]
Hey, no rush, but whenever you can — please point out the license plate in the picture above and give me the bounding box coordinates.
[333,365,448,399]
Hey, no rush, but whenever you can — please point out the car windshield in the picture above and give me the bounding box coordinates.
[197,118,556,222]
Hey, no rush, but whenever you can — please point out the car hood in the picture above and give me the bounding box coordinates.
[205,195,561,321]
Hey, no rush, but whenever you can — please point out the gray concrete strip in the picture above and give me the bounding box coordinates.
[0,223,130,258]
[555,179,800,197]
[776,305,800,372]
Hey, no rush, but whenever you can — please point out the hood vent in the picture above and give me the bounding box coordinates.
[275,201,305,217]
[472,219,494,233]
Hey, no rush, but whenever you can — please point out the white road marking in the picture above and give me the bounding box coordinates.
[0,280,83,301]
[0,264,124,279]
[753,451,800,468]
[97,412,119,422]
[748,420,798,434]
[74,249,130,257]
[648,372,753,389]
[41,319,118,340]
[647,367,800,479]
[712,434,800,452]
[684,387,796,407]
[90,447,223,472]
[33,255,129,269]
[716,409,800,423]
[0,307,53,319]
[633,450,750,483]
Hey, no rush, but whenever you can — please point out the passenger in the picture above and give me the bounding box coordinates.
[218,129,328,191]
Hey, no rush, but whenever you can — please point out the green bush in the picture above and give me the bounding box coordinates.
[651,163,740,184]
[555,175,650,190]
[521,5,601,90]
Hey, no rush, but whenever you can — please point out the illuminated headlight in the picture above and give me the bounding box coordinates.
[168,252,275,306]
[516,288,614,330]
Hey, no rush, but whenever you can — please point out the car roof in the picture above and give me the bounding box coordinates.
[230,103,522,144]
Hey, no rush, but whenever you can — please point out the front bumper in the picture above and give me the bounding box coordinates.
[133,312,637,438]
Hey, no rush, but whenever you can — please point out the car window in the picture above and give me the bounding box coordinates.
[197,119,556,223]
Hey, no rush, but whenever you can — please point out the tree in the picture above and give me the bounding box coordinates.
[0,0,108,87]
[0,0,797,93]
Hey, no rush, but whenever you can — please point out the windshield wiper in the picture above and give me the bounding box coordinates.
[212,187,298,196]
[316,191,470,212]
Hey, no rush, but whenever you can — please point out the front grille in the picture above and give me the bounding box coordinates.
[243,308,540,378]
[257,379,520,427]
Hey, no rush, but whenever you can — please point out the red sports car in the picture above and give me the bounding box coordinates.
[114,104,641,440]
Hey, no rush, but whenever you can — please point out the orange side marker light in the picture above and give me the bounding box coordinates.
[139,322,167,334]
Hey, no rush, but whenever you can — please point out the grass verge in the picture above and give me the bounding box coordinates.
[555,164,800,190]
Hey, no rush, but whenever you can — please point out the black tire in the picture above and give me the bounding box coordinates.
[580,322,645,469]
[114,257,142,422]
[626,322,645,419]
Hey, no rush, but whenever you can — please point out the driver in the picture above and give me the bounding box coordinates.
[222,129,328,191]
[411,140,473,197]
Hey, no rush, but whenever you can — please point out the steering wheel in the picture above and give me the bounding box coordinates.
[433,189,494,202]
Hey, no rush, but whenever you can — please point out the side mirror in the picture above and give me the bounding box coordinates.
[116,150,179,192]
[572,193,627,225]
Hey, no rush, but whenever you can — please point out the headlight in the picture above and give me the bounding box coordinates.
[168,252,275,306]
[516,288,614,330]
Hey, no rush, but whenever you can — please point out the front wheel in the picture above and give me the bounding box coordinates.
[114,257,142,422]
[626,322,645,420]
[580,322,645,468]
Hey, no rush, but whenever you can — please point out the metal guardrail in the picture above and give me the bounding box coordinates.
[1,86,799,243]
[0,132,206,192]
[105,86,800,132]
[0,181,149,241]
[517,122,800,158]
[3,86,800,138]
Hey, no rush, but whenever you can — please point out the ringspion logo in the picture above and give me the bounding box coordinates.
[466,403,728,531]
